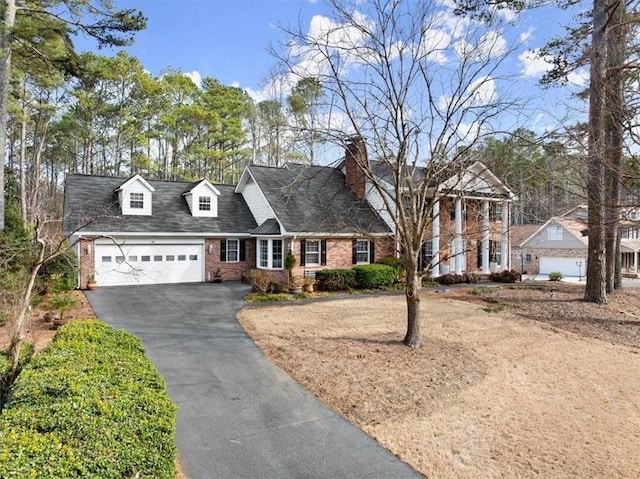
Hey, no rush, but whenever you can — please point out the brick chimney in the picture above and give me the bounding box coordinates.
[344,136,368,200]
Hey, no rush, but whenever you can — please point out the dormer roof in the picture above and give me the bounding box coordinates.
[114,174,155,193]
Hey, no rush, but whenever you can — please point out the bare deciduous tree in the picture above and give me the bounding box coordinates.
[279,0,522,347]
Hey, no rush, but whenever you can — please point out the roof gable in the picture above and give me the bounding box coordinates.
[114,174,155,193]
[246,164,391,235]
[521,217,588,249]
[439,161,516,199]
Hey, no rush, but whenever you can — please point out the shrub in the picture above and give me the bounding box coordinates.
[48,293,79,319]
[548,271,564,281]
[353,264,397,289]
[315,269,356,291]
[463,272,479,284]
[246,269,277,294]
[0,320,177,479]
[436,273,466,285]
[489,269,522,283]
[376,256,405,273]
[38,247,77,294]
[268,281,287,294]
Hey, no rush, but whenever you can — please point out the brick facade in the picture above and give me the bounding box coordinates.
[78,238,95,289]
[287,236,395,284]
[204,238,256,282]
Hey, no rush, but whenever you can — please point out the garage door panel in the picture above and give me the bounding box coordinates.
[539,257,586,277]
[95,243,203,286]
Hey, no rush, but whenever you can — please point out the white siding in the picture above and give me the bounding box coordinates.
[366,181,395,232]
[119,182,153,216]
[241,178,276,224]
[525,225,586,249]
[184,182,219,217]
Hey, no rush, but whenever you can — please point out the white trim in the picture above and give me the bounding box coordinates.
[113,174,156,193]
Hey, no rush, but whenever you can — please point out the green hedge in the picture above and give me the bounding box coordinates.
[353,264,397,289]
[0,320,177,479]
[315,269,356,291]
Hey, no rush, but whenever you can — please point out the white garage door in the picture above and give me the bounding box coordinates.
[95,243,204,286]
[539,257,587,277]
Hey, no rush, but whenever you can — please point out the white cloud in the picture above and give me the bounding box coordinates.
[496,7,518,23]
[469,76,497,106]
[520,27,535,44]
[419,28,451,64]
[184,70,202,88]
[519,49,553,77]
[477,31,507,58]
[453,31,506,62]
[567,68,588,88]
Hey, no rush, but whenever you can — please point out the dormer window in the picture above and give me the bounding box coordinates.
[114,174,155,216]
[199,196,211,211]
[130,192,144,209]
[183,180,220,217]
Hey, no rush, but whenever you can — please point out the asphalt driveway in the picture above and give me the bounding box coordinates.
[86,282,422,479]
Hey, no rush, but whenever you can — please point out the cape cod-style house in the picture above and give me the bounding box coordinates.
[63,140,515,288]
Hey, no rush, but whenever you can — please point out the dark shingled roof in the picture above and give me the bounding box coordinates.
[247,164,391,234]
[62,174,257,235]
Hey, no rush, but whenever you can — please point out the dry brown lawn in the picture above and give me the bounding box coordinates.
[238,282,640,479]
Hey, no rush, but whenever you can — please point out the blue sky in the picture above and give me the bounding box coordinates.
[75,0,589,138]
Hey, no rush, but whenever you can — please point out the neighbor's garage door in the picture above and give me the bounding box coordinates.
[539,257,587,277]
[95,242,204,286]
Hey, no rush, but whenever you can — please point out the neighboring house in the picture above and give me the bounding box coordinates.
[512,217,588,277]
[511,204,640,277]
[341,137,517,277]
[63,162,394,288]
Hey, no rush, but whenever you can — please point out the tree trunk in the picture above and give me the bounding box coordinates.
[19,99,28,225]
[403,266,421,348]
[7,230,45,388]
[604,0,625,292]
[0,0,17,231]
[584,0,608,304]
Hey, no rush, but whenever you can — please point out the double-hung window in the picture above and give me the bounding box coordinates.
[258,239,283,269]
[305,240,320,266]
[221,239,245,263]
[226,239,239,262]
[199,196,211,211]
[130,192,144,209]
[355,240,370,264]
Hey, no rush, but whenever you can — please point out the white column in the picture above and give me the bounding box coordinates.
[501,200,509,270]
[454,197,463,274]
[431,199,440,277]
[482,200,490,274]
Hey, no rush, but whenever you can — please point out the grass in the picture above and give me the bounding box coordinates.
[471,286,502,295]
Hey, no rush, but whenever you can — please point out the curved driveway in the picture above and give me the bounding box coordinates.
[86,283,422,479]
